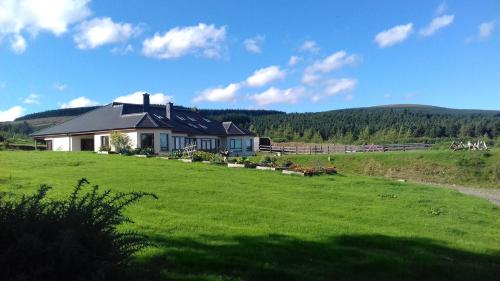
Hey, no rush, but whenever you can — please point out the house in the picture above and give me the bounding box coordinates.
[32,93,255,155]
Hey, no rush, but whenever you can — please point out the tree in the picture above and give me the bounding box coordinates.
[110,132,132,153]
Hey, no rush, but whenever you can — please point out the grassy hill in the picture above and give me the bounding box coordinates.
[0,151,499,280]
[251,149,500,189]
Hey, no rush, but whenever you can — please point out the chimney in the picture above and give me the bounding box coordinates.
[166,102,173,119]
[143,93,150,112]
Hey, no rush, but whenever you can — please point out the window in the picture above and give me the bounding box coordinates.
[140,133,154,149]
[173,136,183,150]
[160,133,169,152]
[184,137,196,146]
[245,138,253,152]
[230,139,242,152]
[201,139,212,151]
[100,136,109,148]
[215,139,220,149]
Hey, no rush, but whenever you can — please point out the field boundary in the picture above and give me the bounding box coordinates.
[259,143,431,154]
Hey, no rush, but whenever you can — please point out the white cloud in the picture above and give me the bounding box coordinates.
[74,17,141,49]
[479,21,495,39]
[345,94,354,101]
[288,55,301,66]
[435,2,447,15]
[111,44,133,55]
[142,23,226,59]
[466,21,496,43]
[0,0,91,52]
[419,14,454,37]
[374,23,413,48]
[324,78,358,96]
[302,51,359,85]
[10,34,26,54]
[114,91,173,104]
[300,40,319,53]
[243,35,264,54]
[23,93,39,104]
[193,83,241,103]
[249,86,305,106]
[246,65,286,88]
[0,106,25,121]
[60,96,98,108]
[53,82,67,91]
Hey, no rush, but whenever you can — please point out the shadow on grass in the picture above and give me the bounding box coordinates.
[127,234,500,281]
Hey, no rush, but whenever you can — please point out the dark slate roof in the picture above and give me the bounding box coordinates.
[32,103,253,137]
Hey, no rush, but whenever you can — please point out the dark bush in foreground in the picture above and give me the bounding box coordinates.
[0,179,157,281]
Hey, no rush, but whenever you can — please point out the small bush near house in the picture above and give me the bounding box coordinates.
[260,156,278,167]
[110,132,132,154]
[99,145,111,152]
[134,147,154,156]
[167,150,183,159]
[192,151,216,162]
[210,154,226,165]
[0,179,157,281]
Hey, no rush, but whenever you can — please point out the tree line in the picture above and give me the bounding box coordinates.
[245,107,500,144]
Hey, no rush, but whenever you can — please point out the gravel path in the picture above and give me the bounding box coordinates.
[447,185,500,206]
[413,181,500,206]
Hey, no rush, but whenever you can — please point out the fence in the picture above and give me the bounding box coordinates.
[259,143,431,154]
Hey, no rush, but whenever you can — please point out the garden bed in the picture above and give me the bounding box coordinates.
[256,166,276,171]
[282,170,305,176]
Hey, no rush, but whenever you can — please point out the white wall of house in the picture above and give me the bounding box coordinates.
[45,136,70,151]
[70,134,94,151]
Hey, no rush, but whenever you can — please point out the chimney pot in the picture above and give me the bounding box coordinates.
[143,93,150,112]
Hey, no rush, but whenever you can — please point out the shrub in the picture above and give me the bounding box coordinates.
[0,179,157,281]
[136,147,154,156]
[280,159,294,168]
[260,156,277,167]
[168,150,183,159]
[192,151,216,162]
[99,145,111,152]
[209,154,226,165]
[110,132,132,154]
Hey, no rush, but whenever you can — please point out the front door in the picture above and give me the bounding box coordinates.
[81,139,94,151]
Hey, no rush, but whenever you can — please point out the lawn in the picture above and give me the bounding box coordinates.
[0,151,499,280]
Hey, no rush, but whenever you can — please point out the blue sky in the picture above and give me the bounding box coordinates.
[0,0,499,121]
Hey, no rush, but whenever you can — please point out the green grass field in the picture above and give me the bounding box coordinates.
[1,151,499,280]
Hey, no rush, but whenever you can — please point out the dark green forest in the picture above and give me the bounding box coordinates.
[245,106,500,144]
[2,105,499,144]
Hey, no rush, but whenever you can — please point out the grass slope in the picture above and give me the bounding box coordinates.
[0,151,499,280]
[255,149,500,189]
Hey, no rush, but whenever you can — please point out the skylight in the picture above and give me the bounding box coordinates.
[202,118,211,123]
[176,115,185,121]
[188,123,198,128]
[187,116,196,121]
[199,124,207,129]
